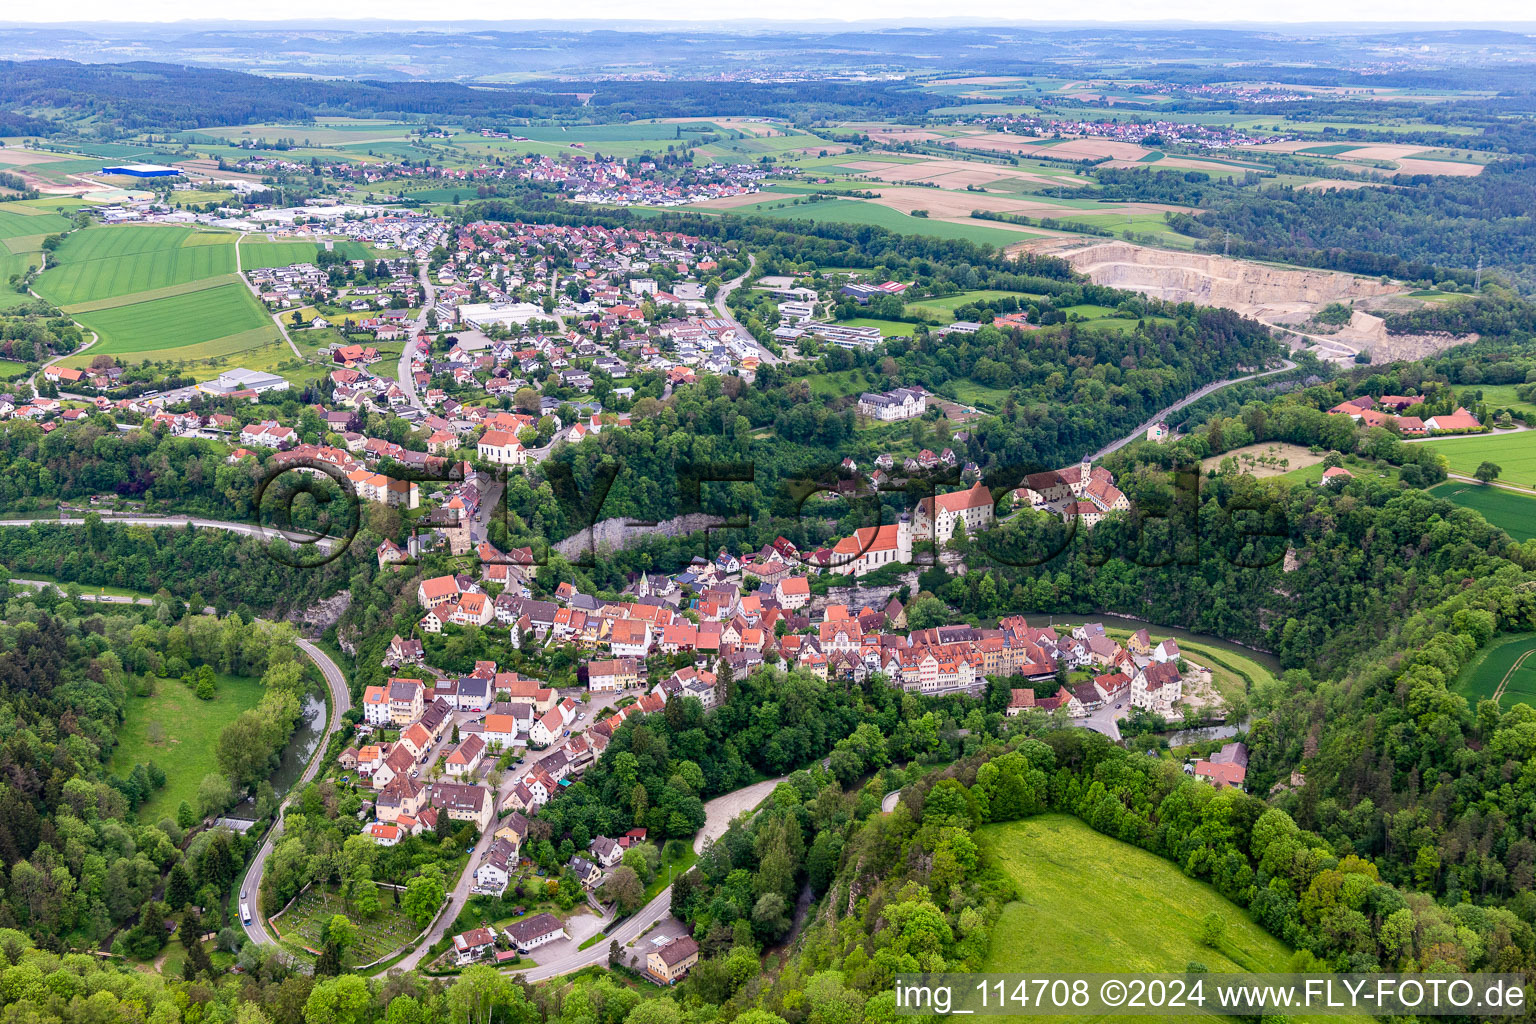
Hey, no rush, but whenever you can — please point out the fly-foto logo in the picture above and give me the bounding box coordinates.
[253,458,1292,574]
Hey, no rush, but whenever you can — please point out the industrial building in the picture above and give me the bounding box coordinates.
[100,164,182,178]
[198,368,290,396]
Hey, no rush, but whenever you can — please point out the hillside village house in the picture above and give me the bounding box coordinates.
[647,935,700,984]
[775,576,811,610]
[507,913,567,953]
[453,928,496,965]
[417,575,462,609]
[428,781,494,831]
[1194,741,1249,790]
[587,658,639,691]
[477,429,527,466]
[446,734,487,777]
[388,679,425,725]
[362,685,391,726]
[474,837,519,895]
[914,481,995,545]
[1130,661,1184,715]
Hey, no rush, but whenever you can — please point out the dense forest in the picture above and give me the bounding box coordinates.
[0,62,952,135]
[1176,157,1536,284]
[0,594,317,953]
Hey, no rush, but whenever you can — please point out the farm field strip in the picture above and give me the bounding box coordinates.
[1428,481,1536,543]
[71,280,275,356]
[1421,433,1536,484]
[1456,632,1536,704]
[60,273,235,314]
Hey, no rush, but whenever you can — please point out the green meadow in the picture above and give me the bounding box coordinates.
[34,225,236,307]
[1428,481,1536,542]
[239,238,369,269]
[978,815,1363,1024]
[740,198,1031,246]
[1454,632,1536,706]
[72,280,275,356]
[1421,432,1536,483]
[905,289,1041,322]
[109,672,265,821]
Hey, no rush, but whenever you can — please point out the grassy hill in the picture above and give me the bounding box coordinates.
[978,815,1361,1024]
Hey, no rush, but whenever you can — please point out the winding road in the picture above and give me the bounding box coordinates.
[1089,358,1297,461]
[504,775,786,982]
[712,252,780,368]
[395,264,438,412]
[240,638,352,945]
[234,232,304,361]
[0,513,343,553]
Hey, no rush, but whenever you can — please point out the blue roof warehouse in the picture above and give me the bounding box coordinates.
[100,163,182,177]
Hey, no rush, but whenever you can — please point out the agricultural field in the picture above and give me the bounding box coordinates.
[1420,432,1536,484]
[179,119,418,147]
[0,202,76,306]
[71,280,276,357]
[34,225,236,307]
[446,121,731,162]
[0,206,74,242]
[108,672,265,821]
[977,815,1358,1024]
[1428,481,1536,543]
[238,237,368,270]
[1454,632,1536,706]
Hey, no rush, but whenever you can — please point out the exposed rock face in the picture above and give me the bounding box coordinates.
[552,512,722,560]
[1062,241,1404,317]
[1053,241,1471,364]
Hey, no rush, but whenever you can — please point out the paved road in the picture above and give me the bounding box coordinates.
[1080,702,1128,742]
[1407,426,1534,443]
[7,577,215,613]
[0,513,342,552]
[235,232,304,361]
[505,775,786,982]
[469,473,504,546]
[396,264,438,412]
[712,252,780,368]
[240,639,352,945]
[1089,358,1297,461]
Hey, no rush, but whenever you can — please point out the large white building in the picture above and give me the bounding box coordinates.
[857,387,927,421]
[201,368,290,396]
[477,429,527,466]
[826,520,911,577]
[456,302,546,329]
[914,481,995,545]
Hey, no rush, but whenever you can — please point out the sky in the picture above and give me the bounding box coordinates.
[3,3,1535,24]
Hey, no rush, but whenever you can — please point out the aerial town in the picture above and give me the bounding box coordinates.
[0,13,1532,1024]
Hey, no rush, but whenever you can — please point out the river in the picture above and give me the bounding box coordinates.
[269,692,327,794]
[1162,719,1252,747]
